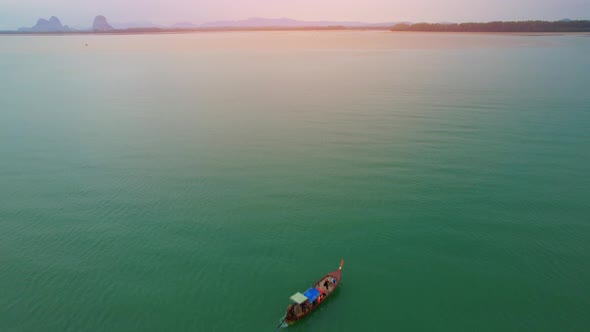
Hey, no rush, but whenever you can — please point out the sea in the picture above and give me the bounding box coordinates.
[1,31,589,331]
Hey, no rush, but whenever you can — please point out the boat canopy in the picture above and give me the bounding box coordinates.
[290,292,308,304]
[303,288,321,303]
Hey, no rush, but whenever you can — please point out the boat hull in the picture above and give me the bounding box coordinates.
[284,260,343,325]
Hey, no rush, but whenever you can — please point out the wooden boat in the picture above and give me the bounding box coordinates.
[276,259,344,329]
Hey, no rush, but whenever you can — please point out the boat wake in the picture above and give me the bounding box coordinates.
[273,316,288,331]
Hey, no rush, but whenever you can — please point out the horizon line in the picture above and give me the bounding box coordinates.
[6,15,587,31]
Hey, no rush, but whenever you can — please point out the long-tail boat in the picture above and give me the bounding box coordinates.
[274,259,344,330]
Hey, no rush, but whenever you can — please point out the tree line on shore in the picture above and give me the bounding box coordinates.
[391,20,590,32]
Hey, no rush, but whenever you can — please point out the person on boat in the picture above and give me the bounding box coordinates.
[323,279,331,291]
[300,302,308,313]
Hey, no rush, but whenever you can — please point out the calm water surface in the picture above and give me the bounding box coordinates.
[1,31,590,331]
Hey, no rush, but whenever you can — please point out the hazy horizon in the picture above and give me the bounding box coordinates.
[1,0,589,30]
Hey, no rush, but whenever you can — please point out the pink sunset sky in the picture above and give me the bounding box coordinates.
[1,0,589,29]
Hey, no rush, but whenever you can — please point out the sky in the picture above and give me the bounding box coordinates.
[1,0,589,30]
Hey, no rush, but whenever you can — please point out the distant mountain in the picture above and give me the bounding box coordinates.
[18,16,71,32]
[14,16,400,33]
[198,17,398,28]
[171,22,201,29]
[93,15,114,32]
[111,21,166,29]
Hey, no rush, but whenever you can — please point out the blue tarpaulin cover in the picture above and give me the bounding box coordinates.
[303,288,321,302]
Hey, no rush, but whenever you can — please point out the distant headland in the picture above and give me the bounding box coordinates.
[1,15,590,34]
[391,20,590,32]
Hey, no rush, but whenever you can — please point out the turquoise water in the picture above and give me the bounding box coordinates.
[1,32,590,331]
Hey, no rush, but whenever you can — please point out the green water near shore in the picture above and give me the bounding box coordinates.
[1,32,590,331]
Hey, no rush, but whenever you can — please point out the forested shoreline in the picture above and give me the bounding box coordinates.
[391,20,590,32]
